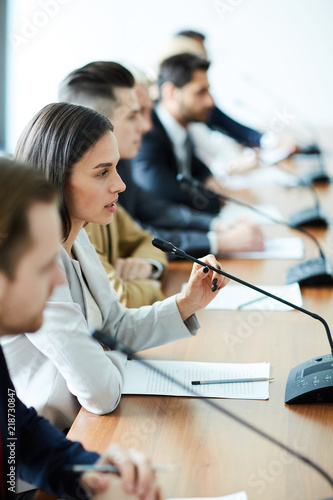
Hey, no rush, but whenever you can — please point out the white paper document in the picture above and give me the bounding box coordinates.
[204,282,302,311]
[219,203,282,225]
[169,492,247,500]
[219,237,304,259]
[223,166,297,189]
[122,360,270,400]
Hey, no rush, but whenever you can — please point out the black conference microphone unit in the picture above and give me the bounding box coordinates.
[91,329,333,496]
[176,173,333,287]
[296,152,331,185]
[274,163,329,228]
[152,236,333,405]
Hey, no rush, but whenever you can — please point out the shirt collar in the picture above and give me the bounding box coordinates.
[155,103,187,148]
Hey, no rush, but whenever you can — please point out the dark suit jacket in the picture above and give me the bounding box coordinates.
[118,159,216,258]
[132,109,221,214]
[208,106,262,147]
[0,345,99,500]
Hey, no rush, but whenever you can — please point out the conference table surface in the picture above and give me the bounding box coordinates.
[67,156,333,500]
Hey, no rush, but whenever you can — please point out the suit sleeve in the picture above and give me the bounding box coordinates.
[133,127,220,214]
[17,400,99,499]
[208,106,262,147]
[24,249,198,416]
[120,174,216,232]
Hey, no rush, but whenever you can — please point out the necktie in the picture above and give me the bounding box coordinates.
[182,132,192,176]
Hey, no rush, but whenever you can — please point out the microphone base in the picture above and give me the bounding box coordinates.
[289,206,328,228]
[298,169,331,185]
[286,257,333,287]
[285,353,333,404]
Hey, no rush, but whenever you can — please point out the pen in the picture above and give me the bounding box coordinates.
[64,464,172,473]
[191,377,274,385]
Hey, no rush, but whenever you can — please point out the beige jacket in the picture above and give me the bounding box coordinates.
[85,205,167,307]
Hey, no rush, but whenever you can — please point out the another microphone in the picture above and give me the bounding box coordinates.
[91,329,333,493]
[273,162,329,228]
[152,236,333,405]
[176,173,333,287]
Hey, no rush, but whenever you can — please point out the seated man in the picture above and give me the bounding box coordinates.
[166,31,310,158]
[133,53,224,213]
[59,62,264,260]
[0,158,162,500]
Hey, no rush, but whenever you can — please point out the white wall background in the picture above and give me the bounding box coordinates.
[6,0,333,152]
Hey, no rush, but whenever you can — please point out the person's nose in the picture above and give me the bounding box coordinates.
[110,170,126,195]
[138,112,151,134]
[206,92,215,109]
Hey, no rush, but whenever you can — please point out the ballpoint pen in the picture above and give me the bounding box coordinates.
[191,377,274,385]
[64,464,172,473]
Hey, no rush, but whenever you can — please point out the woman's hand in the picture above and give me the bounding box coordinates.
[176,254,229,321]
[81,444,164,500]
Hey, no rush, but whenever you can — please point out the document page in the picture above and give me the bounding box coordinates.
[219,237,304,259]
[223,166,297,189]
[219,203,283,225]
[169,492,247,500]
[122,361,270,400]
[203,282,302,311]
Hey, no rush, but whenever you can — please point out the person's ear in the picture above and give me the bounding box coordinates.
[160,81,177,100]
[0,272,8,302]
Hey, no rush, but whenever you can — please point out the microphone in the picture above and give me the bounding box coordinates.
[176,173,333,287]
[91,329,333,493]
[273,162,329,228]
[152,236,333,405]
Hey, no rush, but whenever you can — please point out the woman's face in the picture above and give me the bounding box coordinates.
[65,131,125,227]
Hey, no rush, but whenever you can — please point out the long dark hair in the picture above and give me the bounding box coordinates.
[14,102,114,240]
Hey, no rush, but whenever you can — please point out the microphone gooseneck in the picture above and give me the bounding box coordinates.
[92,329,333,490]
[152,237,333,355]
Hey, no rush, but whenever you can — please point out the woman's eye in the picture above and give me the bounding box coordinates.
[98,170,108,177]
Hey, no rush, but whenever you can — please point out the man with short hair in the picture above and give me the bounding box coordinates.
[133,53,229,208]
[0,159,162,500]
[59,61,264,273]
[59,62,167,308]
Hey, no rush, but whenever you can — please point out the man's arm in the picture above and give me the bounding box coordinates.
[17,401,98,499]
[208,105,263,147]
[119,165,216,232]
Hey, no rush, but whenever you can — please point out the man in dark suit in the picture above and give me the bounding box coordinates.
[59,61,264,260]
[132,54,263,253]
[0,159,162,500]
[133,54,224,212]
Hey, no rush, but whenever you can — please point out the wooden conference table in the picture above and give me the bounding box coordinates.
[67,157,333,500]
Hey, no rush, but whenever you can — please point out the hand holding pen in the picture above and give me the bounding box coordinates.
[79,444,164,500]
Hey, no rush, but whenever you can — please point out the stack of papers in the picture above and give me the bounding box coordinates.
[204,282,302,311]
[122,360,271,400]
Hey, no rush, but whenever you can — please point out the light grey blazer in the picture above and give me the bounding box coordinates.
[1,229,199,430]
